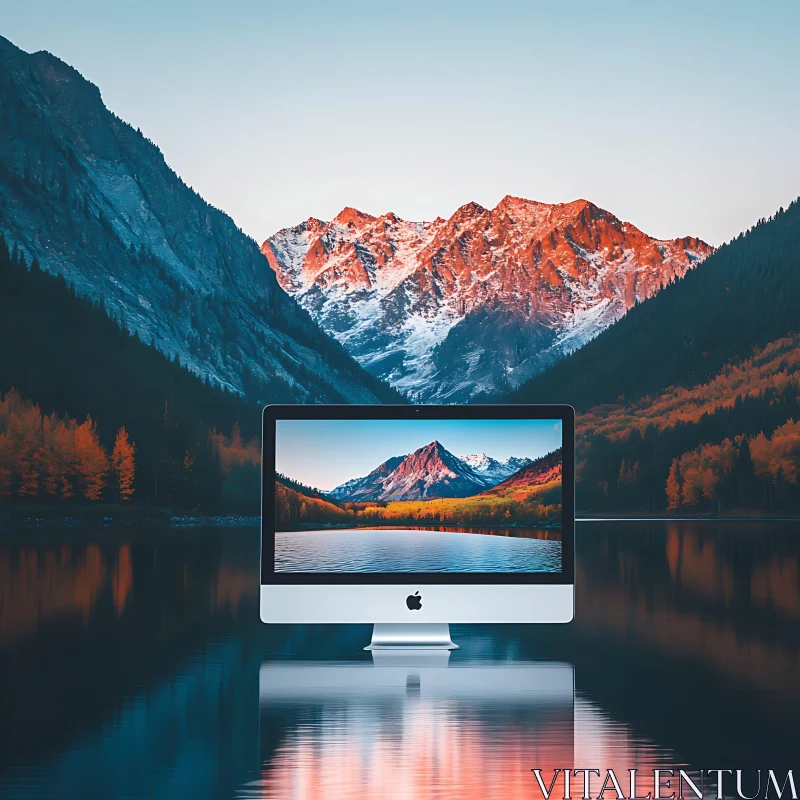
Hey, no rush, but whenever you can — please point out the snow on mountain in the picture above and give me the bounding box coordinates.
[262,197,712,401]
[459,453,532,485]
[329,442,532,502]
[0,35,400,406]
[378,440,487,501]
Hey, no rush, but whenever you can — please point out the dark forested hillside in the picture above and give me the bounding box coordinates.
[0,232,260,511]
[498,199,800,516]
[572,336,800,516]
[0,34,403,406]
[501,198,800,410]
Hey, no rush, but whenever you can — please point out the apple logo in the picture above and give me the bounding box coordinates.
[406,591,422,611]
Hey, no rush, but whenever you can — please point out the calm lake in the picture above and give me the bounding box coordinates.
[0,520,798,799]
[275,526,562,572]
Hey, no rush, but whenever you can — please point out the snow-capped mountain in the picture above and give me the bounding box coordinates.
[262,198,713,401]
[0,36,400,406]
[330,442,531,502]
[459,453,532,483]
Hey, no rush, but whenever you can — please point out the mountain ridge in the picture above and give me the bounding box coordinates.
[500,198,800,411]
[0,34,402,406]
[329,441,539,502]
[481,448,564,497]
[263,196,712,401]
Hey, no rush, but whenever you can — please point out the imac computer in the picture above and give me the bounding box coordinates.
[260,405,574,649]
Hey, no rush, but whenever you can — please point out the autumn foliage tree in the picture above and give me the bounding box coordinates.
[665,439,737,510]
[665,461,682,509]
[111,426,136,501]
[750,420,800,485]
[0,389,137,504]
[73,416,109,501]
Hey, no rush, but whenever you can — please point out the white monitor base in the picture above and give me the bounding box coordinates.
[364,623,459,651]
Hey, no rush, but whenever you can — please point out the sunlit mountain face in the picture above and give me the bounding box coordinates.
[263,198,711,402]
[329,440,507,502]
[327,441,557,502]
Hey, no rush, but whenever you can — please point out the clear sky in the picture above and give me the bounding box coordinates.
[275,419,562,491]
[3,1,799,245]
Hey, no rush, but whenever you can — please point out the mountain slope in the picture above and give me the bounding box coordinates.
[379,441,488,500]
[327,455,405,501]
[481,449,563,497]
[331,441,499,502]
[0,232,258,510]
[275,482,349,530]
[0,35,402,406]
[501,199,800,411]
[263,197,711,401]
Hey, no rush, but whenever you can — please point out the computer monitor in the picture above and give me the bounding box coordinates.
[261,405,574,648]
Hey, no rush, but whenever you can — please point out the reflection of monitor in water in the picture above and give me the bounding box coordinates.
[260,406,574,641]
[257,660,575,798]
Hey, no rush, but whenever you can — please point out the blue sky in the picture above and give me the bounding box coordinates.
[3,1,799,246]
[276,419,562,490]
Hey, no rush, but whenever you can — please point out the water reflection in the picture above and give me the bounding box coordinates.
[0,639,260,800]
[252,660,575,800]
[275,527,562,572]
[575,522,800,706]
[0,543,126,639]
[310,525,563,539]
[250,660,696,800]
[0,521,797,799]
[0,529,260,771]
[0,532,258,644]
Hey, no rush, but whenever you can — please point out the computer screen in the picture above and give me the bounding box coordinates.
[273,418,563,575]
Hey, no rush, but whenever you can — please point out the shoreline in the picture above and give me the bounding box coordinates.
[2,508,799,531]
[277,522,563,533]
[0,508,260,530]
[577,515,800,522]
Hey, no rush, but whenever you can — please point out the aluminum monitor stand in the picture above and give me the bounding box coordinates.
[364,623,459,650]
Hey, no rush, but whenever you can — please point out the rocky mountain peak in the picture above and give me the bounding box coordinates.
[262,196,713,401]
[332,207,376,228]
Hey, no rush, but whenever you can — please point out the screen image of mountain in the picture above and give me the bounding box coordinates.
[272,420,563,573]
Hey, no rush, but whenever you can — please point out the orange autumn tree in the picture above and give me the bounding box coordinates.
[665,439,737,509]
[0,390,141,503]
[111,427,136,501]
[665,460,682,509]
[209,422,260,473]
[750,420,800,485]
[8,399,42,498]
[73,416,109,501]
[0,428,12,498]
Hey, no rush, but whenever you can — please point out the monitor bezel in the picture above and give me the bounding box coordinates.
[261,404,575,586]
